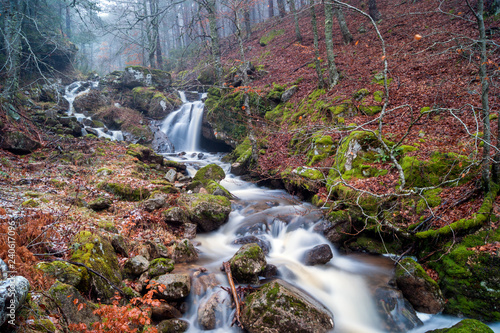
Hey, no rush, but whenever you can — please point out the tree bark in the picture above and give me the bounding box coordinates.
[309,0,325,87]
[334,5,352,44]
[3,0,22,96]
[268,0,274,18]
[368,0,381,21]
[277,0,286,17]
[288,0,302,42]
[323,0,339,87]
[206,0,223,83]
[65,5,71,39]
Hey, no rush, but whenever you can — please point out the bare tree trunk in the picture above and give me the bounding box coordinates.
[288,0,302,42]
[309,0,324,87]
[323,0,339,87]
[368,0,381,21]
[277,0,286,17]
[206,0,223,83]
[244,8,251,37]
[471,0,492,189]
[65,5,71,39]
[334,5,352,44]
[268,0,274,18]
[3,0,22,96]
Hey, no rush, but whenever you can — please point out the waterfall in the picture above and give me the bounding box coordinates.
[160,92,204,152]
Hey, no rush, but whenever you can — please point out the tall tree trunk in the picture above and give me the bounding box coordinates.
[334,5,352,44]
[277,0,286,17]
[323,0,339,87]
[288,0,302,42]
[206,0,222,83]
[309,0,324,87]
[244,8,251,37]
[268,0,274,18]
[65,5,71,39]
[3,0,22,96]
[368,0,381,21]
[472,0,492,189]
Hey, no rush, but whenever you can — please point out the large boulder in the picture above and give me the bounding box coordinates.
[70,231,122,301]
[0,276,30,326]
[241,279,334,333]
[73,89,109,116]
[36,261,88,287]
[178,193,231,232]
[121,66,172,89]
[0,130,41,155]
[132,87,181,119]
[374,285,423,332]
[171,239,199,263]
[229,243,267,284]
[395,258,445,314]
[123,255,150,278]
[303,244,333,266]
[47,281,99,327]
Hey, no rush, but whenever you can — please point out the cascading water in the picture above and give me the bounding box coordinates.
[161,94,500,333]
[64,81,124,141]
[160,91,205,152]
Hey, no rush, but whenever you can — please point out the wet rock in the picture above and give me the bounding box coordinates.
[171,239,199,263]
[70,231,122,301]
[178,193,231,232]
[165,169,177,183]
[426,319,494,332]
[261,264,279,278]
[197,290,231,330]
[229,243,266,284]
[241,279,334,333]
[193,163,225,184]
[374,285,423,332]
[148,258,175,278]
[123,255,149,278]
[151,302,183,321]
[395,258,445,314]
[152,273,191,300]
[303,244,333,266]
[230,162,247,176]
[0,276,30,326]
[88,197,112,211]
[136,241,161,260]
[232,235,271,255]
[73,89,108,115]
[158,318,189,333]
[47,281,98,327]
[183,91,200,102]
[120,66,171,89]
[191,273,219,296]
[163,207,190,224]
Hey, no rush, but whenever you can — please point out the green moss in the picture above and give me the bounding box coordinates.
[359,105,382,116]
[99,181,150,201]
[36,261,89,288]
[427,319,493,333]
[416,188,442,214]
[294,167,323,180]
[22,198,39,207]
[420,106,432,114]
[353,88,370,100]
[192,163,225,185]
[259,29,285,46]
[148,258,175,277]
[373,91,384,102]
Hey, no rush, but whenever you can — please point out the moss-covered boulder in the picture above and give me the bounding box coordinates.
[192,163,225,184]
[395,258,445,314]
[70,231,122,300]
[47,281,98,327]
[36,261,89,288]
[401,152,474,188]
[73,89,109,116]
[429,229,500,321]
[259,29,285,46]
[178,193,231,232]
[127,143,164,165]
[120,66,172,89]
[158,319,189,333]
[281,167,324,200]
[88,197,112,211]
[426,319,493,333]
[123,255,149,278]
[99,181,151,201]
[0,130,41,155]
[148,258,175,278]
[241,279,334,332]
[132,87,181,119]
[229,243,266,284]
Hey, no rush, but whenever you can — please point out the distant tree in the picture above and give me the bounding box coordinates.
[288,0,302,42]
[334,5,352,44]
[269,0,274,17]
[309,0,325,87]
[277,0,286,17]
[323,0,340,87]
[368,0,381,21]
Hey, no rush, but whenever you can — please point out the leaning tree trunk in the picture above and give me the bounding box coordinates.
[334,5,352,44]
[309,0,325,87]
[368,0,381,21]
[288,0,302,42]
[324,0,339,87]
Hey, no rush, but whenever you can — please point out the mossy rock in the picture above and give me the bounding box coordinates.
[416,188,442,214]
[401,152,474,188]
[36,261,89,288]
[48,281,99,326]
[428,228,500,321]
[178,193,231,232]
[148,258,175,277]
[127,143,164,165]
[352,88,370,100]
[192,163,225,185]
[99,181,150,201]
[70,231,122,301]
[229,243,266,284]
[259,29,285,46]
[426,319,494,332]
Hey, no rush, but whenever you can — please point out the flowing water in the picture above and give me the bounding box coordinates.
[159,93,500,333]
[64,81,124,141]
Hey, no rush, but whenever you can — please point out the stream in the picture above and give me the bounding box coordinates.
[64,83,500,332]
